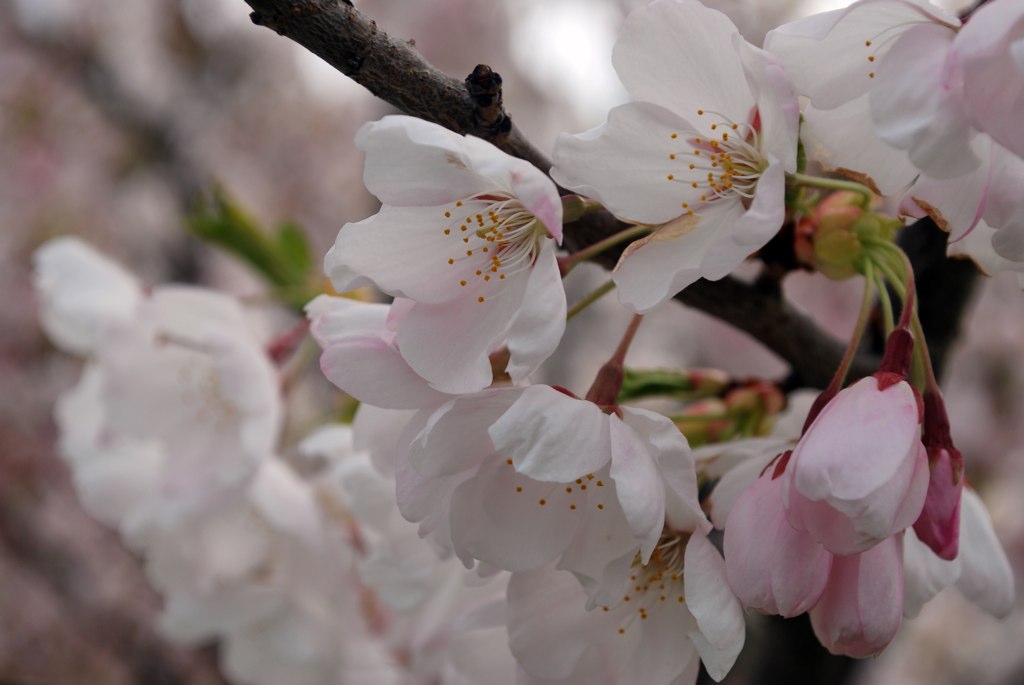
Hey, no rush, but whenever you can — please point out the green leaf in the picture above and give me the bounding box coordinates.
[187,187,317,309]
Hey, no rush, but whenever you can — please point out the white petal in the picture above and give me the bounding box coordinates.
[553,101,711,225]
[504,241,566,384]
[901,141,989,240]
[326,203,486,302]
[508,568,625,680]
[956,488,1015,618]
[248,460,322,546]
[801,96,918,196]
[489,385,612,483]
[614,0,754,130]
[449,460,580,572]
[408,390,518,477]
[684,533,745,681]
[614,201,744,313]
[871,23,978,179]
[396,270,531,394]
[33,236,142,355]
[902,527,959,619]
[356,115,493,205]
[765,0,958,109]
[608,413,666,561]
[957,0,1024,159]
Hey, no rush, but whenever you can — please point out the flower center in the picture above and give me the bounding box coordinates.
[441,193,546,303]
[608,532,691,635]
[665,109,768,215]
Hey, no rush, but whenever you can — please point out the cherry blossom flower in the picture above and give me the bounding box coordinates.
[782,376,929,555]
[767,1,1024,253]
[324,115,565,394]
[724,460,832,617]
[765,0,969,179]
[396,384,708,607]
[35,239,283,540]
[551,0,799,312]
[508,532,745,685]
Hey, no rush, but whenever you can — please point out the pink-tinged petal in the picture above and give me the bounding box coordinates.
[957,0,1024,158]
[903,528,959,619]
[724,472,830,616]
[785,485,882,555]
[956,489,1015,618]
[552,101,710,225]
[489,385,612,483]
[765,0,958,109]
[802,97,918,196]
[326,203,489,302]
[33,236,143,356]
[785,439,925,555]
[613,201,747,313]
[352,405,416,477]
[913,446,963,560]
[739,42,800,172]
[305,295,389,344]
[508,568,635,681]
[394,433,464,555]
[504,158,563,243]
[504,242,566,384]
[608,412,666,561]
[984,144,1024,261]
[396,271,531,394]
[947,219,1024,278]
[871,23,978,179]
[708,454,775,529]
[449,460,581,571]
[684,533,745,681]
[791,377,920,503]
[355,115,492,206]
[810,535,904,658]
[613,0,754,131]
[247,461,321,547]
[320,334,453,410]
[407,391,518,477]
[900,138,990,240]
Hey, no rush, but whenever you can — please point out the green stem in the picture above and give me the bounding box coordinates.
[833,262,876,388]
[874,270,895,336]
[560,224,652,275]
[790,172,873,210]
[566,279,616,321]
[561,194,606,224]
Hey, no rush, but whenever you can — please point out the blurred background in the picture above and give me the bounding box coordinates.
[2,0,1022,683]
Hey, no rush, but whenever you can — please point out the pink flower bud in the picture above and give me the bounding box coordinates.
[783,376,929,555]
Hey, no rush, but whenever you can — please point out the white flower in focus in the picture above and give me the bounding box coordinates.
[508,533,745,685]
[552,0,799,312]
[396,385,708,608]
[765,0,969,178]
[325,115,566,394]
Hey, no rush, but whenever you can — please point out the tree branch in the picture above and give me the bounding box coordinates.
[241,0,873,388]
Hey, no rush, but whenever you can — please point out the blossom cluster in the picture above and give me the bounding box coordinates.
[35,0,1022,683]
